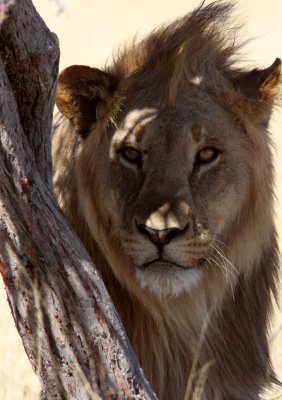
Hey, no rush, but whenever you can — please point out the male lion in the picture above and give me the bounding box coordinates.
[52,2,281,399]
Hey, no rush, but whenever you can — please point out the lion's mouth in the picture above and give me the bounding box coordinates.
[138,257,206,270]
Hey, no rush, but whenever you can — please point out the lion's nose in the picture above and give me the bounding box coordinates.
[137,223,187,246]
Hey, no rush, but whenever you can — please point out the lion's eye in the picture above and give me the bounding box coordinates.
[119,146,142,164]
[196,147,220,165]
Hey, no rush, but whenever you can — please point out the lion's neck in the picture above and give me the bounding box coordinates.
[88,242,216,400]
[103,266,197,400]
[92,244,277,400]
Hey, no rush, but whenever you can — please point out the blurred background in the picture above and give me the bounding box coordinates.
[0,0,281,398]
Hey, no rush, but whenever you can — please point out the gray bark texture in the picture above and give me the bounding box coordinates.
[0,1,157,399]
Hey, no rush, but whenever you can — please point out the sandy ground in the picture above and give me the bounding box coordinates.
[0,0,282,399]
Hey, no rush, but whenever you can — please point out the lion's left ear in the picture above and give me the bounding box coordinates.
[56,65,118,137]
[231,58,281,125]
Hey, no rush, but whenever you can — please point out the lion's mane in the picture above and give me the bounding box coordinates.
[53,2,281,399]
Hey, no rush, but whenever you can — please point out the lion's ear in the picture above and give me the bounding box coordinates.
[232,58,281,125]
[56,65,118,137]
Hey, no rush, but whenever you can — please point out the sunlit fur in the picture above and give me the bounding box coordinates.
[53,2,281,399]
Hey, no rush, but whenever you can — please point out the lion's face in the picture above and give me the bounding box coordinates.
[77,86,251,297]
[54,33,280,299]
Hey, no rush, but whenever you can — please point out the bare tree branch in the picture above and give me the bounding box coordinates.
[0,1,157,399]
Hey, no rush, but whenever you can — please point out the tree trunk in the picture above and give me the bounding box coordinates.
[0,1,157,399]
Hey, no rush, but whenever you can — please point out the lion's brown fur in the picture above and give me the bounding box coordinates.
[53,2,281,399]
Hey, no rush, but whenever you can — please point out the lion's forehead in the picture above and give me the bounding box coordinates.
[111,101,234,158]
[121,108,159,131]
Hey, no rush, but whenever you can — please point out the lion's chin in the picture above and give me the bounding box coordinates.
[134,262,203,297]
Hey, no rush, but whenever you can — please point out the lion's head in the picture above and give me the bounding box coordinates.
[53,2,281,399]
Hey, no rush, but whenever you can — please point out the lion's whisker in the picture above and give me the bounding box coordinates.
[206,251,236,299]
[211,243,239,276]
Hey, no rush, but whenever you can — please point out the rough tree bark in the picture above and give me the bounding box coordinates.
[0,1,157,399]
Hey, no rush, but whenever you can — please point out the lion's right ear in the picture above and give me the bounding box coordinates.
[231,58,281,126]
[56,65,118,137]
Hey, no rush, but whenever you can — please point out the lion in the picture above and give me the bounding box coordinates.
[52,2,281,399]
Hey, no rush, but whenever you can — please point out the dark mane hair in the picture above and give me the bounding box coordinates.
[110,1,242,105]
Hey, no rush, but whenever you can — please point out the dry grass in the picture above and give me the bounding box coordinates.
[0,1,282,399]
